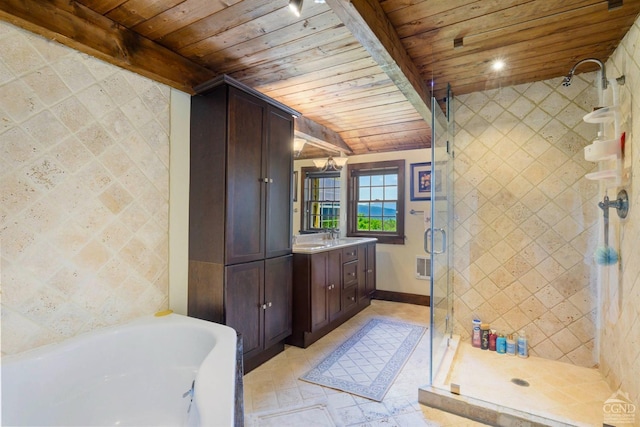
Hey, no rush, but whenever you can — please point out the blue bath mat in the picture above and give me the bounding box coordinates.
[300,318,426,401]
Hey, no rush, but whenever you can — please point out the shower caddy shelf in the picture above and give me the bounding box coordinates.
[583,104,623,185]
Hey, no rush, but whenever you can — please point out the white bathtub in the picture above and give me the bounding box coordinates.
[1,313,238,426]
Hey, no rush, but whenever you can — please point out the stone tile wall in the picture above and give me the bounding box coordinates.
[453,72,602,367]
[0,21,170,355]
[602,15,640,407]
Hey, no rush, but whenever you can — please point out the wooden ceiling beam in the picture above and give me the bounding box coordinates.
[326,0,432,123]
[0,0,215,94]
[295,115,353,155]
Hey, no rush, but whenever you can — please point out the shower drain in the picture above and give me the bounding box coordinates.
[511,378,530,387]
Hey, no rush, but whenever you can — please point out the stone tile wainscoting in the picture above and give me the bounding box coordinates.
[0,21,171,356]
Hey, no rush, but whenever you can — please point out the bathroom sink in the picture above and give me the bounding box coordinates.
[293,243,330,249]
[293,236,377,253]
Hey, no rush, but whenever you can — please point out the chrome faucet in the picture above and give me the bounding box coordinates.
[324,228,340,241]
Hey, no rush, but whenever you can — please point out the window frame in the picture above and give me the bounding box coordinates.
[347,160,405,245]
[299,166,342,232]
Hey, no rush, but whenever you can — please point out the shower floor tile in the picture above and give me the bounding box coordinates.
[427,338,615,426]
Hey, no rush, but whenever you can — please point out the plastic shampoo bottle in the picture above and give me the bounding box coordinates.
[517,330,528,358]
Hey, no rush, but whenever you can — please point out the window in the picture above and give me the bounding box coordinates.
[300,167,341,232]
[347,160,405,244]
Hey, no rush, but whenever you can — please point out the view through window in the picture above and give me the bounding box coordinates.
[347,160,405,244]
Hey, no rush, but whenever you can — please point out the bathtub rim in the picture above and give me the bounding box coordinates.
[1,312,237,427]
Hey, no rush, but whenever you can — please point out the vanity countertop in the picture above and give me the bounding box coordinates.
[292,235,377,254]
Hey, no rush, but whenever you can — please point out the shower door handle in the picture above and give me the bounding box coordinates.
[433,228,446,254]
[424,229,431,254]
[425,228,446,254]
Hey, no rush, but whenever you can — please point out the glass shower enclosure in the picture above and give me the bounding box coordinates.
[427,86,454,385]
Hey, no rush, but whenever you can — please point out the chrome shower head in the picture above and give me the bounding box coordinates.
[563,58,607,89]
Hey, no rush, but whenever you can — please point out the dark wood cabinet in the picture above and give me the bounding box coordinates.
[224,256,293,370]
[310,252,329,331]
[289,242,376,348]
[327,249,342,322]
[188,75,297,372]
[264,255,293,349]
[225,261,264,359]
[359,242,376,302]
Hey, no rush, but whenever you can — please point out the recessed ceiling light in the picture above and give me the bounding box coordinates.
[492,60,505,71]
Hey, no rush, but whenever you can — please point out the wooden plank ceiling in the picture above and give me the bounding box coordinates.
[1,0,639,157]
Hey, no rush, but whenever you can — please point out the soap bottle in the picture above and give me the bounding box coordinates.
[496,333,506,354]
[480,323,490,350]
[517,330,528,358]
[489,329,497,351]
[472,319,481,348]
[506,334,516,355]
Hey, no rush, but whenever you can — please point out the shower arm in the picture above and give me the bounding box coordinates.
[564,58,608,89]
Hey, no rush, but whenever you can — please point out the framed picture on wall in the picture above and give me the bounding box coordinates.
[410,162,443,201]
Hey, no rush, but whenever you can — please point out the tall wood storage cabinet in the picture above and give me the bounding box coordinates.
[188,75,297,372]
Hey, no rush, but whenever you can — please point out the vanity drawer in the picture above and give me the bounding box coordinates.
[343,286,357,310]
[342,246,358,263]
[343,260,358,287]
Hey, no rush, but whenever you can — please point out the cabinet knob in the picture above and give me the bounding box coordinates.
[367,269,373,273]
[267,302,272,307]
[261,303,267,309]
[348,272,356,277]
[350,296,356,301]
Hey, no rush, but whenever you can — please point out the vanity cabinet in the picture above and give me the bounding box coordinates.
[188,75,297,372]
[289,243,375,348]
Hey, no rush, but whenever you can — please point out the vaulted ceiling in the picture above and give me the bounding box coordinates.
[2,0,639,158]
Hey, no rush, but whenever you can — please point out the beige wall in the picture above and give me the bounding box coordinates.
[602,16,640,407]
[451,72,602,367]
[0,22,170,355]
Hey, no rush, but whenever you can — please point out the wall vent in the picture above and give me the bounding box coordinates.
[416,255,431,280]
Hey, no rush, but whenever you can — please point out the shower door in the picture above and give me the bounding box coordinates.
[427,86,454,385]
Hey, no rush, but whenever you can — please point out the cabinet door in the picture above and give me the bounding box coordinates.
[357,244,367,302]
[365,243,376,296]
[225,261,264,359]
[358,243,376,302]
[264,255,292,349]
[310,252,329,331]
[328,249,342,321]
[226,87,266,265]
[265,106,293,259]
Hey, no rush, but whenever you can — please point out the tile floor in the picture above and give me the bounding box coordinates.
[243,300,489,426]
